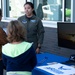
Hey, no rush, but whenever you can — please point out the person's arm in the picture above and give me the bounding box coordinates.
[30,46,37,69]
[0,27,8,45]
[2,53,7,67]
[37,19,45,46]
[36,19,45,53]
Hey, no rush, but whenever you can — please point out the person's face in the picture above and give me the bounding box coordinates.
[24,4,33,17]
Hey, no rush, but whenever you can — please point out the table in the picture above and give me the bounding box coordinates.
[32,53,69,75]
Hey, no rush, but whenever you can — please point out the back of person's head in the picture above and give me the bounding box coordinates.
[0,9,2,21]
[24,2,36,16]
[7,20,26,43]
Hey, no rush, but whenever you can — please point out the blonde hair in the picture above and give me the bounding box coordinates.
[7,20,26,43]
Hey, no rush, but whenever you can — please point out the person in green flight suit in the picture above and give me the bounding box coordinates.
[18,2,45,54]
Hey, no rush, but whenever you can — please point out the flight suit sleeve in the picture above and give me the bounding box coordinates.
[37,19,45,46]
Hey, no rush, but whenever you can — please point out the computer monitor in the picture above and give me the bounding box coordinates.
[57,22,75,50]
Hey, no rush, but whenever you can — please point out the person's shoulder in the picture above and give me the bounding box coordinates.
[2,43,10,48]
[2,43,10,53]
[33,15,42,22]
[18,15,25,20]
[33,15,39,19]
[23,41,33,47]
[22,41,34,52]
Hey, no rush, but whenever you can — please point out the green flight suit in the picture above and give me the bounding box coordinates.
[18,15,44,49]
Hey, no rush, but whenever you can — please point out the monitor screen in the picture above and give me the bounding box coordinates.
[57,22,75,50]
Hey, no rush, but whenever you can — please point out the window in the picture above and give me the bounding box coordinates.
[65,0,71,22]
[34,0,62,21]
[0,0,2,8]
[2,0,71,22]
[6,0,26,18]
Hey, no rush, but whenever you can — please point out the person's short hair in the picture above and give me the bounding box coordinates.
[7,20,26,43]
[0,9,2,16]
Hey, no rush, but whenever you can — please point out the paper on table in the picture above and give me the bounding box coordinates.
[37,63,75,75]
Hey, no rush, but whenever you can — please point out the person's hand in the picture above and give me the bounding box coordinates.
[36,48,40,54]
